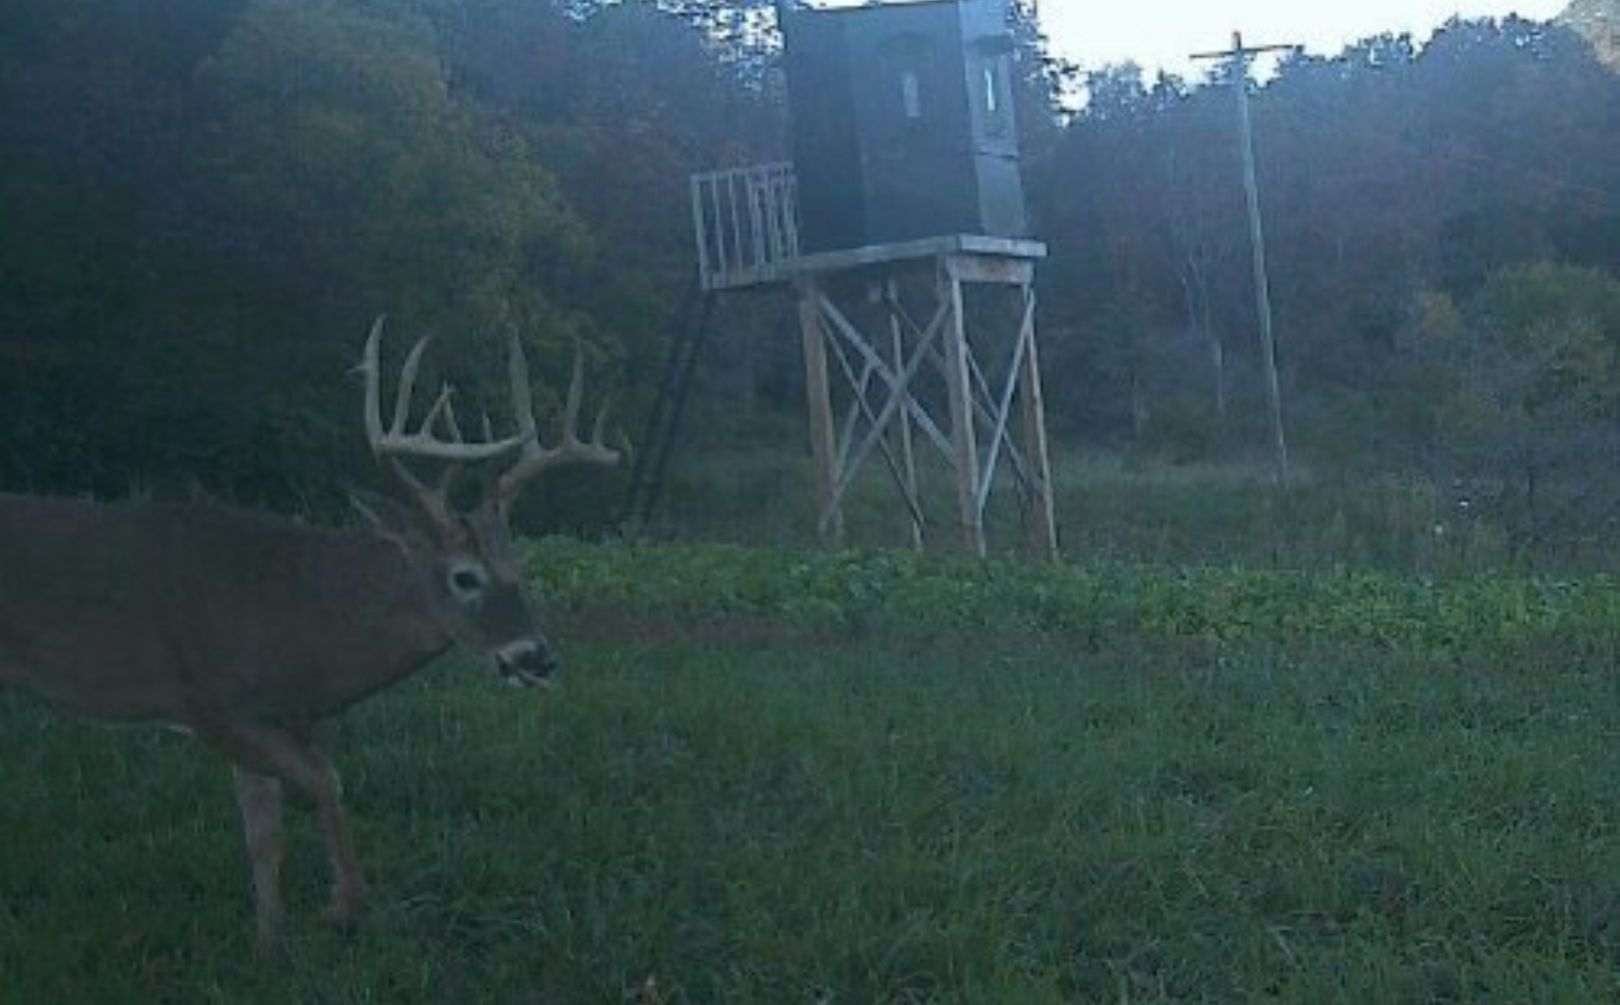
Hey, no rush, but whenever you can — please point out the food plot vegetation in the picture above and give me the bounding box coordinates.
[4,541,1620,1003]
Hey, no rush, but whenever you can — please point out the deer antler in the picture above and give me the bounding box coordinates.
[495,336,622,507]
[362,316,529,463]
[361,316,530,526]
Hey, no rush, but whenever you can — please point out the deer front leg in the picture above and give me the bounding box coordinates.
[304,749,366,928]
[232,767,285,956]
[209,723,366,932]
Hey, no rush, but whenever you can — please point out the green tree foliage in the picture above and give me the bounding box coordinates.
[1039,18,1620,467]
[0,0,771,515]
[2,0,1616,533]
[189,0,596,502]
[1402,264,1620,550]
[0,0,255,495]
[198,0,587,329]
[1559,0,1620,69]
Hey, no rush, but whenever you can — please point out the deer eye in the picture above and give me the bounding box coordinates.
[447,564,488,602]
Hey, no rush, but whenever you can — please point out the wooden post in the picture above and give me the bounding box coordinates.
[888,279,923,550]
[941,258,986,556]
[1015,283,1058,559]
[798,278,842,545]
[779,239,1051,558]
[1191,32,1296,485]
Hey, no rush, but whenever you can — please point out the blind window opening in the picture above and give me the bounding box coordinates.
[902,71,923,119]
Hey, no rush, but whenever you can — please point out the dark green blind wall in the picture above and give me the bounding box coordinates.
[782,0,1030,254]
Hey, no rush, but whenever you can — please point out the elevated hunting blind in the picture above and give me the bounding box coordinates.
[782,0,1028,252]
[666,0,1058,559]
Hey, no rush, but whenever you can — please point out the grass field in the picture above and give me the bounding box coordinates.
[647,449,1519,575]
[6,542,1620,1002]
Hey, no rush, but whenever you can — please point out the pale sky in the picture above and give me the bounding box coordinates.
[1036,0,1571,78]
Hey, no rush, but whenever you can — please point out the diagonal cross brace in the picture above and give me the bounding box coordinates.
[888,288,1035,491]
[820,298,951,537]
[819,296,953,463]
[824,333,928,532]
[975,301,1036,515]
[834,350,878,474]
[964,349,1034,492]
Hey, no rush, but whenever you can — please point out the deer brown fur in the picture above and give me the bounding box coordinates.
[0,318,619,953]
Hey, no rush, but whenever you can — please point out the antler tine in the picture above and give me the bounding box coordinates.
[591,396,611,447]
[423,384,459,442]
[362,315,389,450]
[360,315,527,463]
[507,332,539,444]
[391,338,432,439]
[388,457,458,528]
[563,345,585,441]
[495,336,623,504]
[441,394,466,444]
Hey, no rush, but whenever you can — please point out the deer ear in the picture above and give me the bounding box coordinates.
[348,488,431,552]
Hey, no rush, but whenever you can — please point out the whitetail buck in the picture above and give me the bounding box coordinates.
[0,317,620,952]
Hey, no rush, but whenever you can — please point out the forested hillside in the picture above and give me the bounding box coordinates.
[0,0,780,509]
[1562,0,1619,67]
[1041,13,1620,549]
[7,9,1620,992]
[2,0,1617,551]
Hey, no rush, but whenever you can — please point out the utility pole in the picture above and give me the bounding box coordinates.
[1192,32,1296,484]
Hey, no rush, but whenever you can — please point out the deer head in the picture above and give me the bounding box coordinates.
[354,316,620,687]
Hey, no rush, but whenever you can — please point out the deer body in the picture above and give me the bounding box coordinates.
[0,319,620,954]
[0,493,450,725]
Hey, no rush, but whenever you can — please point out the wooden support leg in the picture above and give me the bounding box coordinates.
[798,279,842,546]
[888,280,923,551]
[1016,283,1059,559]
[941,259,986,557]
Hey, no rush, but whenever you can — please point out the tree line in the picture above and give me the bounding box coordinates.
[1040,14,1620,549]
[0,0,774,516]
[2,0,1617,548]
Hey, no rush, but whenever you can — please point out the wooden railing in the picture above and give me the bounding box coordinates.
[690,162,801,291]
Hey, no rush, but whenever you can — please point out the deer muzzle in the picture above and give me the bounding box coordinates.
[495,639,559,688]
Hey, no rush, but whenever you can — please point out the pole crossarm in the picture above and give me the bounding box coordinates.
[1189,32,1300,63]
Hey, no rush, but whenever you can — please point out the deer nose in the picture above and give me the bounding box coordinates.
[495,640,559,688]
